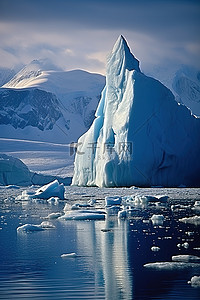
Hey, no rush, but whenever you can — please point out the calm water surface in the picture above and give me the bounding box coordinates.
[0,187,200,300]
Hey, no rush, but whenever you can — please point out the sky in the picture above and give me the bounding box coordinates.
[0,0,200,77]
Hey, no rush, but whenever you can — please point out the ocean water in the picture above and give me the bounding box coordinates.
[0,186,200,300]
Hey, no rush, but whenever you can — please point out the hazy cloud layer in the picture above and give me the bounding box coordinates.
[0,0,199,75]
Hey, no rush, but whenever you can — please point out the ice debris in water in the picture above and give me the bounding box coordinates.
[151,214,164,226]
[16,180,65,200]
[105,196,122,207]
[172,255,200,263]
[179,216,200,225]
[17,221,55,232]
[151,246,160,252]
[143,262,200,270]
[59,209,106,221]
[61,253,77,258]
[44,212,62,219]
[40,221,55,229]
[188,276,200,287]
[47,197,60,205]
[17,224,44,232]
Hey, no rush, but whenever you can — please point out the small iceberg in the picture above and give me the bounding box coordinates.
[59,209,106,221]
[151,214,164,226]
[61,252,78,258]
[188,276,200,287]
[44,212,62,219]
[16,180,65,200]
[17,224,45,232]
[17,221,55,232]
[143,262,200,270]
[172,255,200,263]
[105,196,122,207]
[151,246,160,252]
[34,180,65,199]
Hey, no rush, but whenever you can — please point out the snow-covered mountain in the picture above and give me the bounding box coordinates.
[72,35,200,188]
[0,60,105,143]
[172,66,200,116]
[147,65,200,116]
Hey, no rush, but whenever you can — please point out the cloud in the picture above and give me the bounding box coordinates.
[0,0,199,75]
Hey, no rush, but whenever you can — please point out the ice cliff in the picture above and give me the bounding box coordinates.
[72,35,200,188]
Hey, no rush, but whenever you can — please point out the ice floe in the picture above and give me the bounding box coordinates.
[44,212,62,219]
[179,216,200,225]
[151,246,160,252]
[105,196,122,207]
[143,262,200,270]
[172,255,200,263]
[17,221,55,232]
[61,252,78,258]
[17,224,45,232]
[59,210,106,221]
[188,276,200,287]
[151,214,164,226]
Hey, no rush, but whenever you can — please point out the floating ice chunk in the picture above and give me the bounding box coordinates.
[16,190,35,201]
[183,242,189,249]
[47,197,60,205]
[179,216,200,225]
[151,246,160,252]
[194,201,200,207]
[192,201,200,212]
[59,210,106,221]
[17,224,44,232]
[17,220,55,232]
[188,276,200,287]
[171,204,191,211]
[151,214,164,226]
[172,255,200,263]
[45,212,62,219]
[134,195,149,208]
[61,252,77,258]
[105,196,122,207]
[40,221,55,229]
[143,262,200,270]
[34,180,65,200]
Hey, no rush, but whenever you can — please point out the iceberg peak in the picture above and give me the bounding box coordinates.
[107,35,140,73]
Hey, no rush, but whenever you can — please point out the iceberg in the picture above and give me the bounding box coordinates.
[34,180,65,199]
[72,35,200,187]
[172,255,200,263]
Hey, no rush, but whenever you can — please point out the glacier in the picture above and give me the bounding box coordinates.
[72,35,200,188]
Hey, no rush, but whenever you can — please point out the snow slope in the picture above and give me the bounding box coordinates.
[72,35,200,188]
[0,138,74,177]
[1,60,105,143]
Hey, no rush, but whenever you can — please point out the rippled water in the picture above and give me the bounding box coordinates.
[0,187,200,300]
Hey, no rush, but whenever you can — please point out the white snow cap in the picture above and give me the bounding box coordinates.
[72,35,200,188]
[107,35,140,73]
